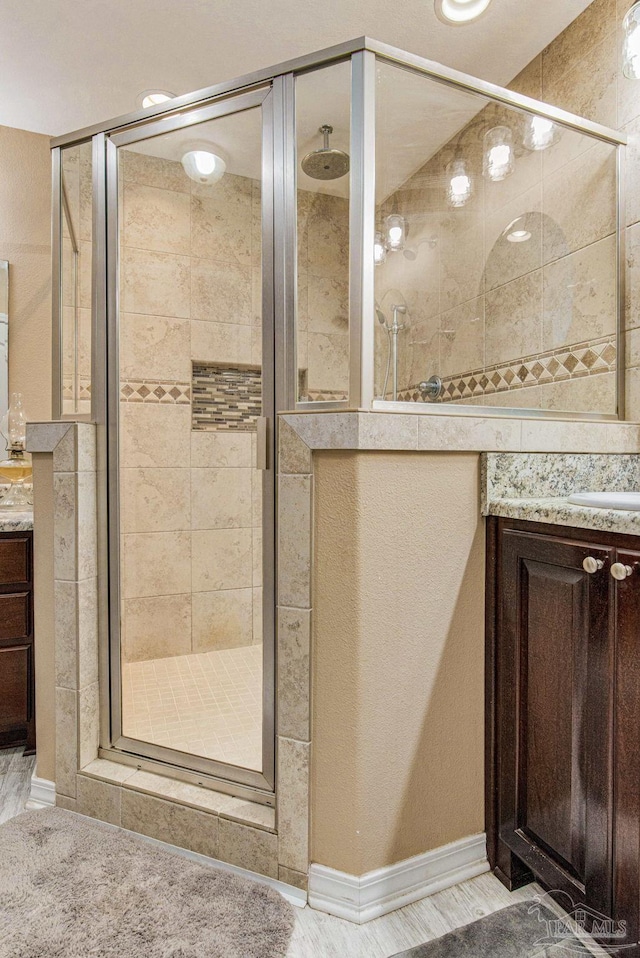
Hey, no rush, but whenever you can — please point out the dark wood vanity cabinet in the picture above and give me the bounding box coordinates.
[0,531,35,754]
[487,518,640,951]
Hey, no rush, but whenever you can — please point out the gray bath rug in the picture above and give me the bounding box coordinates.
[391,901,597,957]
[0,807,294,958]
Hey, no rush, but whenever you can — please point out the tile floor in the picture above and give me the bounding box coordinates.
[121,645,263,770]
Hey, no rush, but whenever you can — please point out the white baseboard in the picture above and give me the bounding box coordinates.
[25,774,56,810]
[308,833,489,924]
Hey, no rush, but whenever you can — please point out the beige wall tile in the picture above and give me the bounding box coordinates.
[252,528,262,587]
[278,865,308,891]
[626,366,640,420]
[192,589,253,650]
[542,235,617,350]
[191,528,252,592]
[78,577,99,688]
[218,817,278,878]
[191,431,252,468]
[307,332,349,394]
[278,608,310,742]
[542,0,616,81]
[439,211,485,312]
[278,475,312,610]
[121,150,191,193]
[508,55,542,99]
[78,682,99,769]
[53,473,76,582]
[122,594,192,662]
[121,468,191,534]
[485,271,543,367]
[278,420,312,475]
[122,248,190,318]
[55,795,77,812]
[307,194,349,279]
[122,531,191,598]
[307,275,348,335]
[191,319,252,365]
[76,774,122,826]
[120,403,191,469]
[277,737,310,873]
[624,116,640,229]
[191,259,253,324]
[121,788,219,858]
[120,313,191,383]
[55,580,77,690]
[542,143,617,265]
[190,175,253,265]
[190,467,252,530]
[543,32,617,132]
[55,687,78,798]
[439,298,485,379]
[77,471,98,580]
[124,183,191,256]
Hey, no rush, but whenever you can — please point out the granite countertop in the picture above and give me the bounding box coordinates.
[482,452,640,536]
[0,509,33,532]
[487,496,640,536]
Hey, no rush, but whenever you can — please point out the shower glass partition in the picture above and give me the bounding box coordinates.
[51,39,625,801]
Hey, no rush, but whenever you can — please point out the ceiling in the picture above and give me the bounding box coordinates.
[0,0,595,139]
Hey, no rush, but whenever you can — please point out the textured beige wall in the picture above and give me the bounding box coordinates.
[32,453,55,782]
[0,125,52,421]
[312,451,485,875]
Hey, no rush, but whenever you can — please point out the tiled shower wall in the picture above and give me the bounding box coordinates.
[119,151,349,662]
[119,150,264,663]
[374,47,618,414]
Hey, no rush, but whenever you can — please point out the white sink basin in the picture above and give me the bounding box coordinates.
[568,491,640,511]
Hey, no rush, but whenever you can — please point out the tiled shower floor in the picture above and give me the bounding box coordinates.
[121,646,263,771]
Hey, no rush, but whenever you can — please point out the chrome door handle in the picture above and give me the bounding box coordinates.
[256,416,269,471]
[583,556,604,574]
[611,562,634,581]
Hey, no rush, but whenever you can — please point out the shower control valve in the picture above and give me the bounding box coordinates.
[419,376,443,401]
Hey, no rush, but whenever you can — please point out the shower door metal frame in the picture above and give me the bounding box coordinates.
[103,85,278,798]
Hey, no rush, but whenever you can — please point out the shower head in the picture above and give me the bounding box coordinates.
[301,125,350,180]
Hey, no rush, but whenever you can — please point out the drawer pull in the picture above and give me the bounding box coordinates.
[583,556,604,574]
[611,563,634,581]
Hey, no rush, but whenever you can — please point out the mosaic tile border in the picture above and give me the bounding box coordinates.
[192,363,262,432]
[63,379,92,402]
[399,336,617,404]
[120,380,191,404]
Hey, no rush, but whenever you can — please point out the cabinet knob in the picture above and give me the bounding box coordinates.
[583,556,604,574]
[611,562,634,581]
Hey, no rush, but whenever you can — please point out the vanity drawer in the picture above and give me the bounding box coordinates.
[0,536,31,586]
[0,592,30,641]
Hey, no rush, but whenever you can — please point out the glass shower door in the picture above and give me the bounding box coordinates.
[107,88,275,792]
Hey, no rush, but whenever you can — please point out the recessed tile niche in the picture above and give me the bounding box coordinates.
[192,363,262,432]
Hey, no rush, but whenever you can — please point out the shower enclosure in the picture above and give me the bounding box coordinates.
[51,38,625,802]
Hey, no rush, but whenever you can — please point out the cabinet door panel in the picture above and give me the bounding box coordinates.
[0,537,30,586]
[0,593,30,642]
[498,529,615,916]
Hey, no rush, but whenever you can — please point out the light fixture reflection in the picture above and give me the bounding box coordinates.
[181,149,226,185]
[434,0,493,25]
[385,214,406,251]
[483,126,515,182]
[504,216,532,243]
[523,115,558,151]
[446,158,473,208]
[374,231,387,266]
[138,90,175,109]
[623,2,640,79]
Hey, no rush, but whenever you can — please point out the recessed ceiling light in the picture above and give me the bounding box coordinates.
[137,90,176,110]
[434,0,493,25]
[181,147,226,185]
[507,229,532,243]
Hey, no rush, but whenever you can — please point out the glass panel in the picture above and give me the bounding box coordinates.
[374,59,618,416]
[295,61,351,403]
[0,262,8,424]
[117,105,266,773]
[61,143,93,415]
